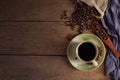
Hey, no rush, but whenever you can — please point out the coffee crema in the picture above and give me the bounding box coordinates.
[78,42,96,61]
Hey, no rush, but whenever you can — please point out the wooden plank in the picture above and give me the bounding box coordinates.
[0,0,73,21]
[0,22,78,55]
[0,56,111,80]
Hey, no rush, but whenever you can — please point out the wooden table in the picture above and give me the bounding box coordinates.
[0,0,111,80]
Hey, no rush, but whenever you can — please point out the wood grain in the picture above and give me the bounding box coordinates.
[0,56,111,80]
[0,0,111,80]
[0,0,73,21]
[0,22,78,55]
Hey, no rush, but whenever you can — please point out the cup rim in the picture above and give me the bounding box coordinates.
[76,41,98,63]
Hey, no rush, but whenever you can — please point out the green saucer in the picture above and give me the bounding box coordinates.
[67,33,106,71]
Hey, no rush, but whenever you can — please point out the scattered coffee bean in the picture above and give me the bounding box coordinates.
[61,0,100,33]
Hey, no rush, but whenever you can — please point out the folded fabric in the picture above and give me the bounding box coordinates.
[101,0,120,80]
[77,0,108,18]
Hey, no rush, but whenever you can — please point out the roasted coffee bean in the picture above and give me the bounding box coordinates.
[100,32,104,36]
[62,0,101,33]
[102,35,108,40]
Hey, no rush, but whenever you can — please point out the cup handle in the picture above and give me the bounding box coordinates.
[92,60,98,66]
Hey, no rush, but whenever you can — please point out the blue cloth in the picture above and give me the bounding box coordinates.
[101,0,120,80]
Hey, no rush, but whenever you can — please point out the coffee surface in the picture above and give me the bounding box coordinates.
[78,42,96,61]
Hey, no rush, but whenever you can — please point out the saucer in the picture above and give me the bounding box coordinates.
[67,33,106,71]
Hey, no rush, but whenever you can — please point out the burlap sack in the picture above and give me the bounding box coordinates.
[77,0,108,18]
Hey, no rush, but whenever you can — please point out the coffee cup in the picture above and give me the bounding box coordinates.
[76,42,98,66]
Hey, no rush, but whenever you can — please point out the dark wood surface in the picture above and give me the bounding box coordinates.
[0,22,78,55]
[0,0,111,80]
[0,0,73,21]
[0,56,110,80]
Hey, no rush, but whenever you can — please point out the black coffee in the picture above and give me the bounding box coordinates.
[78,42,96,61]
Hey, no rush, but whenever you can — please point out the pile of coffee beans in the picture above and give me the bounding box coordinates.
[62,0,101,33]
